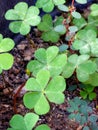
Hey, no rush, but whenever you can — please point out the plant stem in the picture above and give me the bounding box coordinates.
[71,0,75,7]
[13,82,26,114]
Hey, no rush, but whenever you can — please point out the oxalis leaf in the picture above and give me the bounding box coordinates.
[72,29,98,56]
[27,46,67,77]
[5,2,41,35]
[35,124,50,130]
[63,54,97,82]
[7,113,39,130]
[36,0,66,12]
[23,70,66,115]
[38,14,66,43]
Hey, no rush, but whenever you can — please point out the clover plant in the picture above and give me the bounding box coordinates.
[62,54,97,82]
[37,14,66,42]
[7,113,50,130]
[80,84,96,100]
[5,2,41,35]
[27,46,67,77]
[67,97,98,130]
[36,0,66,12]
[72,29,98,56]
[0,34,15,74]
[23,70,66,115]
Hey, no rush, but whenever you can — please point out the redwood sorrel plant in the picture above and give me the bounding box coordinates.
[4,0,98,130]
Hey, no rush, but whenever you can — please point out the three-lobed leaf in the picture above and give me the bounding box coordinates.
[5,2,41,35]
[23,70,66,115]
[72,29,98,56]
[27,46,67,77]
[62,54,97,82]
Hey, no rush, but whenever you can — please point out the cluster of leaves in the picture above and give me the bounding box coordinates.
[3,0,98,130]
[24,46,66,115]
[0,34,14,74]
[67,97,98,130]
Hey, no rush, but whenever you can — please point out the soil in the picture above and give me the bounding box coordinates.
[0,21,98,130]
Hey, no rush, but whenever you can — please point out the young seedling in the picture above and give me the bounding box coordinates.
[5,2,41,35]
[0,34,15,74]
[7,113,50,130]
[23,70,66,115]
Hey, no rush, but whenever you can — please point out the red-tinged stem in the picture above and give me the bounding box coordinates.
[72,0,75,7]
[13,82,26,114]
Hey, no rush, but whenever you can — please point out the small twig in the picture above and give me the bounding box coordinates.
[13,82,26,114]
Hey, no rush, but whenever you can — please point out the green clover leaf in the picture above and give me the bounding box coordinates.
[5,2,41,35]
[72,29,98,56]
[27,46,67,77]
[23,70,66,115]
[36,0,66,12]
[7,113,39,130]
[38,14,66,42]
[0,34,15,74]
[62,54,97,82]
